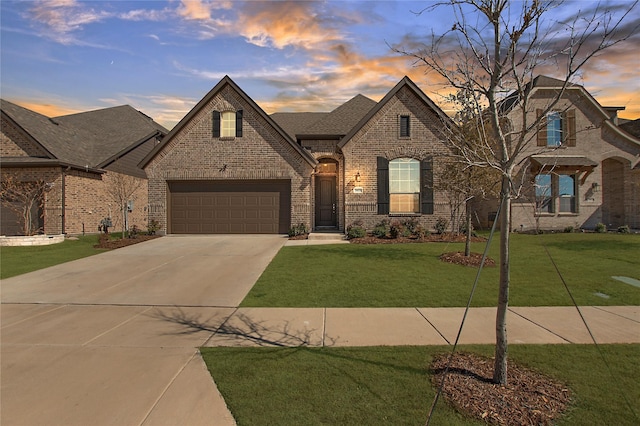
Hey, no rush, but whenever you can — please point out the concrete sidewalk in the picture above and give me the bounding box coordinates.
[203,305,640,347]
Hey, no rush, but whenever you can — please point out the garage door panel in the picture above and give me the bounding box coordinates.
[169,181,290,234]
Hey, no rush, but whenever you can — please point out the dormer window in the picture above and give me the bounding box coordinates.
[212,110,243,138]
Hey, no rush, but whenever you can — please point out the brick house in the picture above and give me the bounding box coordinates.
[142,75,456,234]
[0,100,167,235]
[472,76,640,231]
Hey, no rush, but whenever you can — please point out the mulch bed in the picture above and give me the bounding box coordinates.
[439,251,496,267]
[347,234,497,267]
[431,352,571,425]
[349,234,486,244]
[94,234,161,249]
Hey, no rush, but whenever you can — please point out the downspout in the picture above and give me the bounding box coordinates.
[61,167,69,234]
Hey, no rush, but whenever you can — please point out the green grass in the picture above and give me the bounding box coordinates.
[241,233,640,307]
[0,235,104,279]
[201,344,640,425]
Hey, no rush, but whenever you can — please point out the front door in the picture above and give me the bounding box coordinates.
[315,175,337,227]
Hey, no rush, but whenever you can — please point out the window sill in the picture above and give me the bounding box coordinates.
[219,137,235,141]
[389,213,421,217]
[558,212,578,216]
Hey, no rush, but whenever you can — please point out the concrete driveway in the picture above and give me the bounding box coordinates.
[1,235,286,426]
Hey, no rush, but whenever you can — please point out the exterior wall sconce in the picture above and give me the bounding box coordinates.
[355,172,361,182]
[591,182,599,192]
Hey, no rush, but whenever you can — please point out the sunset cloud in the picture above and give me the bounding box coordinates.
[28,0,111,44]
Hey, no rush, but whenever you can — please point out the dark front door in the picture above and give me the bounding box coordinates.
[315,175,336,227]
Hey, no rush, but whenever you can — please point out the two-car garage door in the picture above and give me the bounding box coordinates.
[168,180,291,234]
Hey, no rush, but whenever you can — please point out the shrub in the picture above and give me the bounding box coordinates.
[372,219,389,238]
[346,220,366,239]
[595,223,607,233]
[147,219,160,235]
[563,226,574,233]
[413,224,428,239]
[617,225,630,234]
[128,225,140,238]
[435,217,449,234]
[403,217,420,236]
[389,220,409,239]
[288,223,308,237]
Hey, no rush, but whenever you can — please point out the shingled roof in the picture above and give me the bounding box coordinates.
[1,100,167,172]
[269,94,377,140]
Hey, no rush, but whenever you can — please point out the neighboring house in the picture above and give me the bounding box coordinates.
[142,75,456,234]
[473,76,640,231]
[0,100,167,235]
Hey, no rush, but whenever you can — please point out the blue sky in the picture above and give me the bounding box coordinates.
[1,0,639,129]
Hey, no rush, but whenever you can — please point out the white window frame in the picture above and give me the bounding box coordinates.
[389,158,420,214]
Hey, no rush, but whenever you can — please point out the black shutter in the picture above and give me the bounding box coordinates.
[377,157,389,214]
[212,111,220,138]
[421,159,434,214]
[236,109,243,137]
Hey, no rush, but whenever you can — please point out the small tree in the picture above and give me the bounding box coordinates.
[104,173,144,237]
[396,0,638,384]
[0,174,51,236]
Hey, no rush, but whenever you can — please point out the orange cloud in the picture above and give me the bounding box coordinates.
[237,1,344,50]
[12,100,83,118]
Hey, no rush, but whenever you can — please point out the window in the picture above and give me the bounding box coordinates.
[546,112,562,147]
[221,112,236,137]
[399,115,410,137]
[534,173,578,214]
[377,157,432,215]
[537,109,576,147]
[535,174,553,213]
[212,110,243,138]
[389,158,420,213]
[558,175,576,213]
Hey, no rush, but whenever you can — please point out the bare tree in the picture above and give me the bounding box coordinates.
[104,172,144,237]
[0,174,51,236]
[395,0,638,384]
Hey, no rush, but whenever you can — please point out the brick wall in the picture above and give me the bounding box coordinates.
[1,117,49,157]
[64,170,148,235]
[0,167,62,235]
[341,85,454,231]
[145,84,314,234]
[506,89,640,231]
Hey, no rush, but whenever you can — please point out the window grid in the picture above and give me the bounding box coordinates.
[389,158,420,213]
[221,111,235,137]
[546,112,562,147]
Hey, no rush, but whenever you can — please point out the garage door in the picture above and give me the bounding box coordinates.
[169,180,291,234]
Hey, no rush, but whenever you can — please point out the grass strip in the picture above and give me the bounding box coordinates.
[201,344,640,425]
[242,233,640,307]
[0,235,103,279]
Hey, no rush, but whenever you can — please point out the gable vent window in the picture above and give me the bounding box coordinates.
[399,115,410,138]
[213,110,243,138]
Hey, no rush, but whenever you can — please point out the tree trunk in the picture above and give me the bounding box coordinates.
[493,176,511,385]
[464,199,472,257]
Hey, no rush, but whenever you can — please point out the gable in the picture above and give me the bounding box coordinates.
[1,114,51,158]
[142,76,316,172]
[339,77,452,152]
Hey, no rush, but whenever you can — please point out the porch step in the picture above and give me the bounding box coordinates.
[308,232,345,241]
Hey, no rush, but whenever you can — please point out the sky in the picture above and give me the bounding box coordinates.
[1,0,639,130]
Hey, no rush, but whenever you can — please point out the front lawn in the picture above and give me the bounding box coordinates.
[0,235,103,279]
[241,233,640,307]
[201,344,640,425]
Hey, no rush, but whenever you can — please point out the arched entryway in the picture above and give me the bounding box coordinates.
[315,159,338,229]
[602,158,625,228]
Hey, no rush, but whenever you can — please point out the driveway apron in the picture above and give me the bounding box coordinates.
[1,235,286,426]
